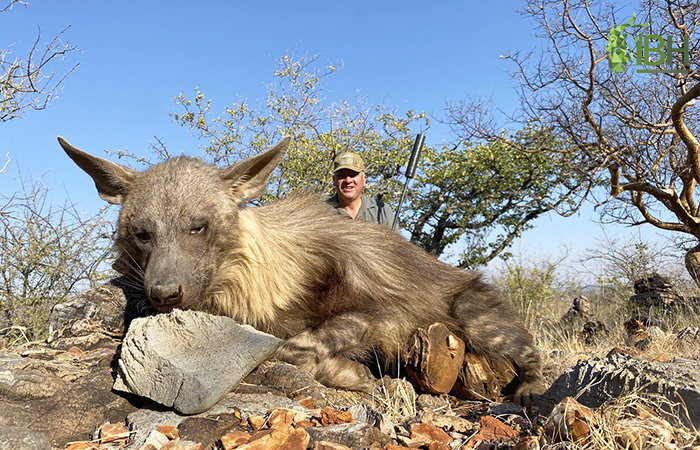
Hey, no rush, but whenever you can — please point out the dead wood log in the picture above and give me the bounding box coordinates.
[405,322,517,400]
[451,353,516,401]
[406,323,465,394]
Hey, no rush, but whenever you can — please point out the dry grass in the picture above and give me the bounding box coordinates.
[585,392,699,449]
[495,254,700,447]
[367,376,418,423]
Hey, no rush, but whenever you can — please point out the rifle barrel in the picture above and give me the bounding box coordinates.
[392,133,425,230]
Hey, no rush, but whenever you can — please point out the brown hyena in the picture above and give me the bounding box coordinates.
[59,136,545,404]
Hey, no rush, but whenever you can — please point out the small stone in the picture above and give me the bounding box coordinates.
[99,422,129,444]
[248,415,267,430]
[157,425,180,440]
[68,346,84,359]
[428,442,450,450]
[544,397,597,444]
[416,393,449,410]
[281,427,311,450]
[418,410,478,434]
[177,414,240,449]
[143,430,170,449]
[488,402,523,416]
[296,420,316,428]
[396,435,420,447]
[349,405,396,437]
[410,422,453,444]
[321,407,354,426]
[580,320,609,345]
[249,429,275,442]
[268,408,294,428]
[294,395,315,409]
[141,445,159,450]
[220,430,251,450]
[513,436,541,450]
[237,426,309,450]
[347,404,382,427]
[625,318,651,349]
[161,440,206,450]
[472,442,495,450]
[65,443,98,450]
[312,441,353,450]
[464,415,518,446]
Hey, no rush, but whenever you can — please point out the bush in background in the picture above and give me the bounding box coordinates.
[0,171,114,344]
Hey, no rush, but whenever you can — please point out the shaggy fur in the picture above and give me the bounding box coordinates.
[59,136,545,403]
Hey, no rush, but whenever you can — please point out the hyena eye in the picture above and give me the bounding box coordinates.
[134,230,151,242]
[190,225,207,235]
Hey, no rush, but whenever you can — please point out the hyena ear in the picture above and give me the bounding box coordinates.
[58,136,138,205]
[220,137,290,202]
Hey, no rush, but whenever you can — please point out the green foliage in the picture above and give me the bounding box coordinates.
[409,126,583,266]
[170,53,425,206]
[0,174,114,343]
[495,257,563,328]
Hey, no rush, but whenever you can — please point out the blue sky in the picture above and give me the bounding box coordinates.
[1,0,671,275]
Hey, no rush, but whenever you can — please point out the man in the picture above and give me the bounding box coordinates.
[328,152,399,231]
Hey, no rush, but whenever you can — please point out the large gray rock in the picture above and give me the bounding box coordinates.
[114,309,281,414]
[0,426,51,450]
[537,353,700,428]
[48,277,153,342]
[629,274,689,309]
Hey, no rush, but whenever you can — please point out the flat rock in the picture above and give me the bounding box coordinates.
[537,353,700,428]
[0,339,139,449]
[114,309,281,414]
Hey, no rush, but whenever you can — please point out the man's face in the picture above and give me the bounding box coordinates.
[333,168,367,203]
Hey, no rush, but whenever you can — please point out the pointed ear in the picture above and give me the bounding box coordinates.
[58,136,138,205]
[220,137,290,201]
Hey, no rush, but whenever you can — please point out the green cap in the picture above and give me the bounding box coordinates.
[333,152,365,173]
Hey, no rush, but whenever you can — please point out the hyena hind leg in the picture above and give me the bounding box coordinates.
[274,313,376,392]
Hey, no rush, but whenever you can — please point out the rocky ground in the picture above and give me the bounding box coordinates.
[1,278,699,450]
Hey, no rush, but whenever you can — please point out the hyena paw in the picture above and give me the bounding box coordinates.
[314,358,376,393]
[513,380,546,406]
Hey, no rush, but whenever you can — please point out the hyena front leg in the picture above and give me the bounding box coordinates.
[275,313,375,392]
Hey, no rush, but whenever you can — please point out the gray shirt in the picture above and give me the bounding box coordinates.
[328,194,399,232]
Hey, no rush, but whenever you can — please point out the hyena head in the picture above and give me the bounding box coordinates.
[58,137,289,311]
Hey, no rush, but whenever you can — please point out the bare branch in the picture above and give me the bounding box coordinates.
[0,0,27,13]
[1,24,81,122]
[0,152,9,173]
[671,81,700,182]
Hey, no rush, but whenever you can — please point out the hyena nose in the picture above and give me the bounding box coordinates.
[149,283,183,306]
